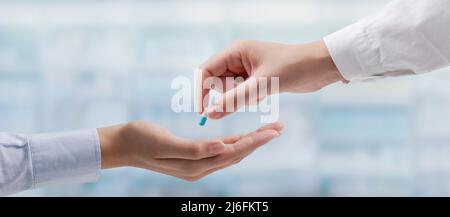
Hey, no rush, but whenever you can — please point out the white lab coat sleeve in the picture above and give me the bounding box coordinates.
[323,0,450,82]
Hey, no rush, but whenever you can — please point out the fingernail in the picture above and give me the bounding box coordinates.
[210,143,225,154]
[268,131,280,138]
[207,106,222,119]
[207,106,217,114]
[208,112,221,119]
[267,130,280,138]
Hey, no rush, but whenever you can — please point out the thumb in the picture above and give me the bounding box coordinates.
[207,77,260,119]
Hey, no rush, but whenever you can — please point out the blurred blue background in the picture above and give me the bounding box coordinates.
[3,0,450,196]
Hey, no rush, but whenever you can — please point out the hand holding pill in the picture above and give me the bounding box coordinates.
[198,40,344,120]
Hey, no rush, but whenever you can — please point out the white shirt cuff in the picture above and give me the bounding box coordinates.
[323,22,384,82]
[28,129,101,188]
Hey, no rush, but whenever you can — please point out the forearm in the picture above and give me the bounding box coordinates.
[296,40,345,89]
[98,124,128,169]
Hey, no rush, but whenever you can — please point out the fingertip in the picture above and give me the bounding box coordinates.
[272,122,284,132]
[253,129,280,145]
[206,106,227,119]
[257,121,284,133]
[264,129,280,138]
[195,68,211,115]
[206,106,215,114]
[207,112,224,119]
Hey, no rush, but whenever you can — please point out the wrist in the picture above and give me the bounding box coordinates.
[304,40,345,86]
[283,40,345,93]
[98,124,129,169]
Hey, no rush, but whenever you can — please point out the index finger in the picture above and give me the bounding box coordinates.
[202,128,280,167]
[220,121,284,144]
[195,68,216,114]
[197,47,246,113]
[229,129,280,154]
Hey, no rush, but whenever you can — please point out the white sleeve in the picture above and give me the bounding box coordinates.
[323,0,450,82]
[0,129,101,196]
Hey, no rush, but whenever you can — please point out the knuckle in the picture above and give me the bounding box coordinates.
[189,143,204,159]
